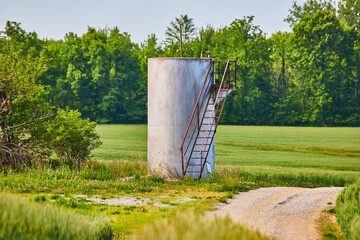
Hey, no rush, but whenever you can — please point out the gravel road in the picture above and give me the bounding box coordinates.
[209,187,344,240]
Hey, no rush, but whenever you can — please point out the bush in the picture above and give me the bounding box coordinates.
[48,108,102,170]
[336,180,360,239]
[0,192,112,240]
[133,213,269,240]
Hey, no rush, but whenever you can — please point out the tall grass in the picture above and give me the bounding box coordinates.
[0,164,261,196]
[0,162,158,195]
[336,180,360,239]
[81,159,147,180]
[218,166,360,187]
[133,213,270,240]
[0,192,112,240]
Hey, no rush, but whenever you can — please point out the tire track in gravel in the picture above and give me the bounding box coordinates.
[209,187,343,240]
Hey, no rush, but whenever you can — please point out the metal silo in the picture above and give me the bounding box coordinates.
[147,57,236,179]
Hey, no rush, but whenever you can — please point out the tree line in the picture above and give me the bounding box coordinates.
[1,0,359,126]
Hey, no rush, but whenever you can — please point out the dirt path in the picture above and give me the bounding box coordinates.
[209,187,344,240]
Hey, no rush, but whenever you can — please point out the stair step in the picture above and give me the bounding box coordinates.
[212,84,234,89]
[188,164,202,166]
[195,143,211,145]
[206,110,221,112]
[192,150,209,152]
[199,130,215,132]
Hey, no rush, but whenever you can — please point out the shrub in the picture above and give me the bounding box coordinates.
[336,180,360,239]
[0,192,112,240]
[48,108,102,170]
[133,213,269,240]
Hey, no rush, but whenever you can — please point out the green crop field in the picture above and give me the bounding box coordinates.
[93,125,147,161]
[93,125,360,186]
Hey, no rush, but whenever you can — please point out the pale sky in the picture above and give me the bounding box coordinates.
[1,0,317,43]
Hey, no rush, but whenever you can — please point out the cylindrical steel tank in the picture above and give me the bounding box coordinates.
[147,58,215,178]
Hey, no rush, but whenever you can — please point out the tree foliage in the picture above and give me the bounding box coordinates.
[0,42,50,166]
[1,3,360,127]
[0,24,102,167]
[165,14,196,44]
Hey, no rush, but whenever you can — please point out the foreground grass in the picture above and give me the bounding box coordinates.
[336,180,360,239]
[133,213,269,240]
[0,192,112,240]
[1,161,354,238]
[0,161,260,238]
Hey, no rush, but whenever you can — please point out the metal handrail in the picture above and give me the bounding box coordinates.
[199,62,229,155]
[180,60,236,178]
[198,62,231,178]
[180,59,214,174]
[184,91,213,175]
[215,61,237,87]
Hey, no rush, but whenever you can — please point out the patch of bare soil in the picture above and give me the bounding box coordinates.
[209,187,343,240]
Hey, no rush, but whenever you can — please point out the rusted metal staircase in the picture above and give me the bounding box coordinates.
[180,60,236,179]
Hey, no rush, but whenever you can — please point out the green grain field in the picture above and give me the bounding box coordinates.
[93,125,147,161]
[93,125,360,186]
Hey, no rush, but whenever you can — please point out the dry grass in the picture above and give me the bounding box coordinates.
[318,207,343,240]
